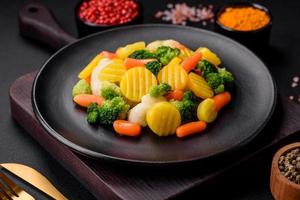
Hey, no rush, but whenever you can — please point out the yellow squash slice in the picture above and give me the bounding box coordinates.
[188,72,214,99]
[99,62,127,83]
[146,102,181,136]
[120,67,157,102]
[196,47,221,66]
[197,98,218,123]
[116,41,146,59]
[157,57,188,90]
[78,54,103,80]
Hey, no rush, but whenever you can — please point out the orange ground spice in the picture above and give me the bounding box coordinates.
[218,6,270,31]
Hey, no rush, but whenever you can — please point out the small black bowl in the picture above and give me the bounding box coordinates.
[215,2,272,50]
[75,0,143,37]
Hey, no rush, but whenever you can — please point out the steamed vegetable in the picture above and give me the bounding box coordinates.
[100,82,122,100]
[197,60,218,78]
[73,94,103,108]
[149,83,172,97]
[218,68,234,84]
[87,103,100,124]
[116,41,146,59]
[197,98,218,123]
[187,72,214,99]
[99,51,118,59]
[120,67,158,102]
[213,92,231,111]
[171,91,199,122]
[196,47,221,66]
[99,62,127,83]
[128,49,156,59]
[181,52,202,72]
[113,120,141,137]
[145,61,162,75]
[98,97,130,125]
[165,89,184,101]
[176,121,207,138]
[72,80,92,97]
[124,58,155,68]
[78,54,103,80]
[155,46,180,65]
[146,102,181,136]
[157,57,188,90]
[206,73,225,94]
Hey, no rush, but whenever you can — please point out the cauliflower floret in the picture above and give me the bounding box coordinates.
[90,58,112,96]
[128,94,166,127]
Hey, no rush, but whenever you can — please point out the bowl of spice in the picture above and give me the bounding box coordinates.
[270,143,300,200]
[76,0,142,37]
[215,2,272,49]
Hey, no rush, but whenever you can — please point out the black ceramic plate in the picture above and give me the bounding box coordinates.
[33,24,276,165]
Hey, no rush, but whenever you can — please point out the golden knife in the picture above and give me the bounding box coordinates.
[0,163,68,200]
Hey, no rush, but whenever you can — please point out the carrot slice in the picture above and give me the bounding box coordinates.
[73,94,103,108]
[181,52,202,72]
[124,58,155,69]
[213,91,231,111]
[176,121,207,138]
[113,120,141,137]
[99,51,118,59]
[165,89,184,101]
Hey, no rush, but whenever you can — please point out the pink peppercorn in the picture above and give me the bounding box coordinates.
[78,0,139,25]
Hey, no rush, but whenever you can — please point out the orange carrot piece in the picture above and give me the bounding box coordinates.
[181,52,202,72]
[213,91,231,111]
[176,121,207,138]
[124,58,155,69]
[99,51,118,59]
[73,94,103,108]
[165,89,184,101]
[113,120,141,137]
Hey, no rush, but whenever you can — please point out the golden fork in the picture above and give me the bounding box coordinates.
[0,171,34,200]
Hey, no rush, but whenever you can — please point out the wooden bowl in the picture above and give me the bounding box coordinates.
[270,142,300,200]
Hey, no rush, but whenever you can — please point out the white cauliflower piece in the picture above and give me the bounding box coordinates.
[128,94,166,127]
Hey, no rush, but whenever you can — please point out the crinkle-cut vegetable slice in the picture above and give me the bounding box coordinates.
[146,102,181,136]
[78,54,103,80]
[197,98,218,123]
[179,48,194,60]
[188,72,214,99]
[196,47,221,66]
[120,67,157,102]
[157,57,188,90]
[99,62,127,83]
[116,41,146,59]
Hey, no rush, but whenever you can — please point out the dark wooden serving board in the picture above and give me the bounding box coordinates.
[9,71,300,200]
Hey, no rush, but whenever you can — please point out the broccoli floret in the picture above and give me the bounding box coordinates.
[129,50,156,59]
[87,103,99,124]
[155,46,180,65]
[149,83,172,97]
[218,68,234,84]
[206,73,225,94]
[197,60,217,78]
[214,84,225,94]
[72,79,92,97]
[100,82,122,100]
[98,97,130,125]
[145,61,162,75]
[171,99,197,122]
[183,91,199,102]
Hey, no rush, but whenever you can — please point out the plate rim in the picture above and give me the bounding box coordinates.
[32,24,277,166]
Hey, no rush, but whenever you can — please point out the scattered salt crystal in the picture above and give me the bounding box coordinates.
[293,76,299,83]
[289,96,294,100]
[291,82,298,88]
[154,3,214,26]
